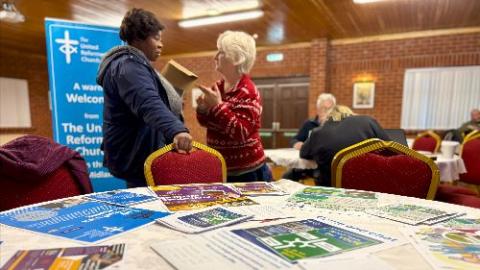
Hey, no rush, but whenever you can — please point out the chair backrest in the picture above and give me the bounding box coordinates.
[144,141,227,186]
[0,164,84,211]
[459,130,480,185]
[412,131,441,153]
[384,129,408,147]
[332,140,439,199]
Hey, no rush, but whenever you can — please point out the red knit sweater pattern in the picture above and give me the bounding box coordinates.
[197,74,266,173]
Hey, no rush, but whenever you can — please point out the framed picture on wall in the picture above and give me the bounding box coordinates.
[353,81,375,109]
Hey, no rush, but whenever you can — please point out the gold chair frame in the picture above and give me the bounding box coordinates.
[332,140,440,200]
[414,130,442,153]
[144,141,227,186]
[458,130,480,194]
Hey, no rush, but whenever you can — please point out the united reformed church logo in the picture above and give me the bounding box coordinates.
[55,30,79,64]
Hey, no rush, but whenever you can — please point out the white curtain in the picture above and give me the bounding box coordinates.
[401,66,480,130]
[0,77,31,128]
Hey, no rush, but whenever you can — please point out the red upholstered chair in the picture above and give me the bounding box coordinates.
[332,140,439,199]
[412,131,441,153]
[144,141,227,186]
[458,130,480,193]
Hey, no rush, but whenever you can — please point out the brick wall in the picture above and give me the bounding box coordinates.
[2,32,479,144]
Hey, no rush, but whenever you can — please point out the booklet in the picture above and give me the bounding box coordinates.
[157,206,253,234]
[150,184,257,211]
[0,198,170,243]
[288,186,378,211]
[85,190,157,206]
[1,244,125,270]
[441,217,480,230]
[161,59,198,96]
[231,182,287,196]
[403,226,480,270]
[367,204,459,225]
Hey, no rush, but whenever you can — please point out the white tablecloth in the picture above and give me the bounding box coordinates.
[1,180,479,269]
[435,155,467,183]
[264,148,317,169]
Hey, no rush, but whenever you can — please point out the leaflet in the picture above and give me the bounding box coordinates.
[157,206,252,233]
[403,226,480,270]
[0,244,125,270]
[85,190,157,206]
[0,198,170,243]
[231,182,287,196]
[367,204,459,225]
[150,183,257,211]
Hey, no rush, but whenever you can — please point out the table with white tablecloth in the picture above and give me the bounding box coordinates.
[1,180,479,270]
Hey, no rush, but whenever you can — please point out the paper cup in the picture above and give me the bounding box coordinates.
[441,141,458,159]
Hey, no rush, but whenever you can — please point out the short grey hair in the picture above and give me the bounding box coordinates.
[217,31,256,74]
[316,93,336,109]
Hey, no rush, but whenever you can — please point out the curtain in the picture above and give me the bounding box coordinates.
[0,77,31,128]
[401,66,480,130]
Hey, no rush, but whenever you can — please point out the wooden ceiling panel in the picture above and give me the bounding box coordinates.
[0,0,479,56]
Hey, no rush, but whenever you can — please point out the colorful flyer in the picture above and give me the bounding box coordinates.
[441,218,480,230]
[158,206,252,233]
[404,226,480,270]
[367,204,457,225]
[0,198,170,243]
[150,184,257,211]
[231,182,287,196]
[288,186,378,211]
[231,218,390,262]
[85,190,157,206]
[1,244,125,270]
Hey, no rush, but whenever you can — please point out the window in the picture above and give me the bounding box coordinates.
[0,77,32,128]
[401,66,480,130]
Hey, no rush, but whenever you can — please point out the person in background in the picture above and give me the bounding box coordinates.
[300,105,390,186]
[196,30,271,182]
[458,108,480,137]
[281,93,336,182]
[96,8,192,187]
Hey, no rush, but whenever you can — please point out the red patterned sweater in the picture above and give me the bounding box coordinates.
[197,74,266,174]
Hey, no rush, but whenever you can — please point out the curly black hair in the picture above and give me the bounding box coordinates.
[119,8,165,43]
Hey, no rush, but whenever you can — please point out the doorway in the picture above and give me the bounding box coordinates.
[254,77,310,149]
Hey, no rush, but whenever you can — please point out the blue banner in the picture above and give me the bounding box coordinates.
[45,18,124,191]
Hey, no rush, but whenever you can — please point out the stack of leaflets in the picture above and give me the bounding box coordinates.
[403,224,480,270]
[85,190,157,206]
[288,186,378,211]
[0,198,170,243]
[149,184,257,211]
[157,206,253,234]
[367,204,463,225]
[441,217,480,229]
[231,182,287,196]
[1,244,125,270]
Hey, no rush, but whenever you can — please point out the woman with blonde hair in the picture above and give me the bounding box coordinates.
[300,105,389,186]
[196,31,271,182]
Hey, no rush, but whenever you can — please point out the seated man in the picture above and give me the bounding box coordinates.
[458,109,480,138]
[282,93,336,182]
[300,105,390,186]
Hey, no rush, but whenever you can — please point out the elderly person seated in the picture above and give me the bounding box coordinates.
[458,108,480,138]
[300,105,390,186]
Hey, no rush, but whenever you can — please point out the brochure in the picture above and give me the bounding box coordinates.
[0,198,170,243]
[150,184,257,211]
[288,186,378,211]
[85,190,157,206]
[404,226,480,270]
[157,206,252,233]
[367,204,458,225]
[232,182,287,196]
[441,217,480,230]
[161,59,198,95]
[1,244,125,270]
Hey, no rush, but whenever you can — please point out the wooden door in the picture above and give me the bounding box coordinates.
[255,77,309,149]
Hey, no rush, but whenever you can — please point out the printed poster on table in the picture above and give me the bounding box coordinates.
[45,18,124,191]
[150,184,257,211]
[0,198,169,243]
[232,182,287,196]
[1,244,125,270]
[85,190,157,206]
[367,204,459,225]
[404,226,480,270]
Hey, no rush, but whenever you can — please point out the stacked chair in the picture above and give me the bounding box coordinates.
[331,139,439,200]
[144,141,227,186]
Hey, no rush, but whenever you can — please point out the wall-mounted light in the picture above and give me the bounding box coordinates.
[266,53,284,62]
[353,0,391,4]
[178,10,263,28]
[0,1,25,23]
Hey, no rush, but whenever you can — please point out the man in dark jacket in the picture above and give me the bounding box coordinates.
[300,106,389,186]
[96,8,192,187]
